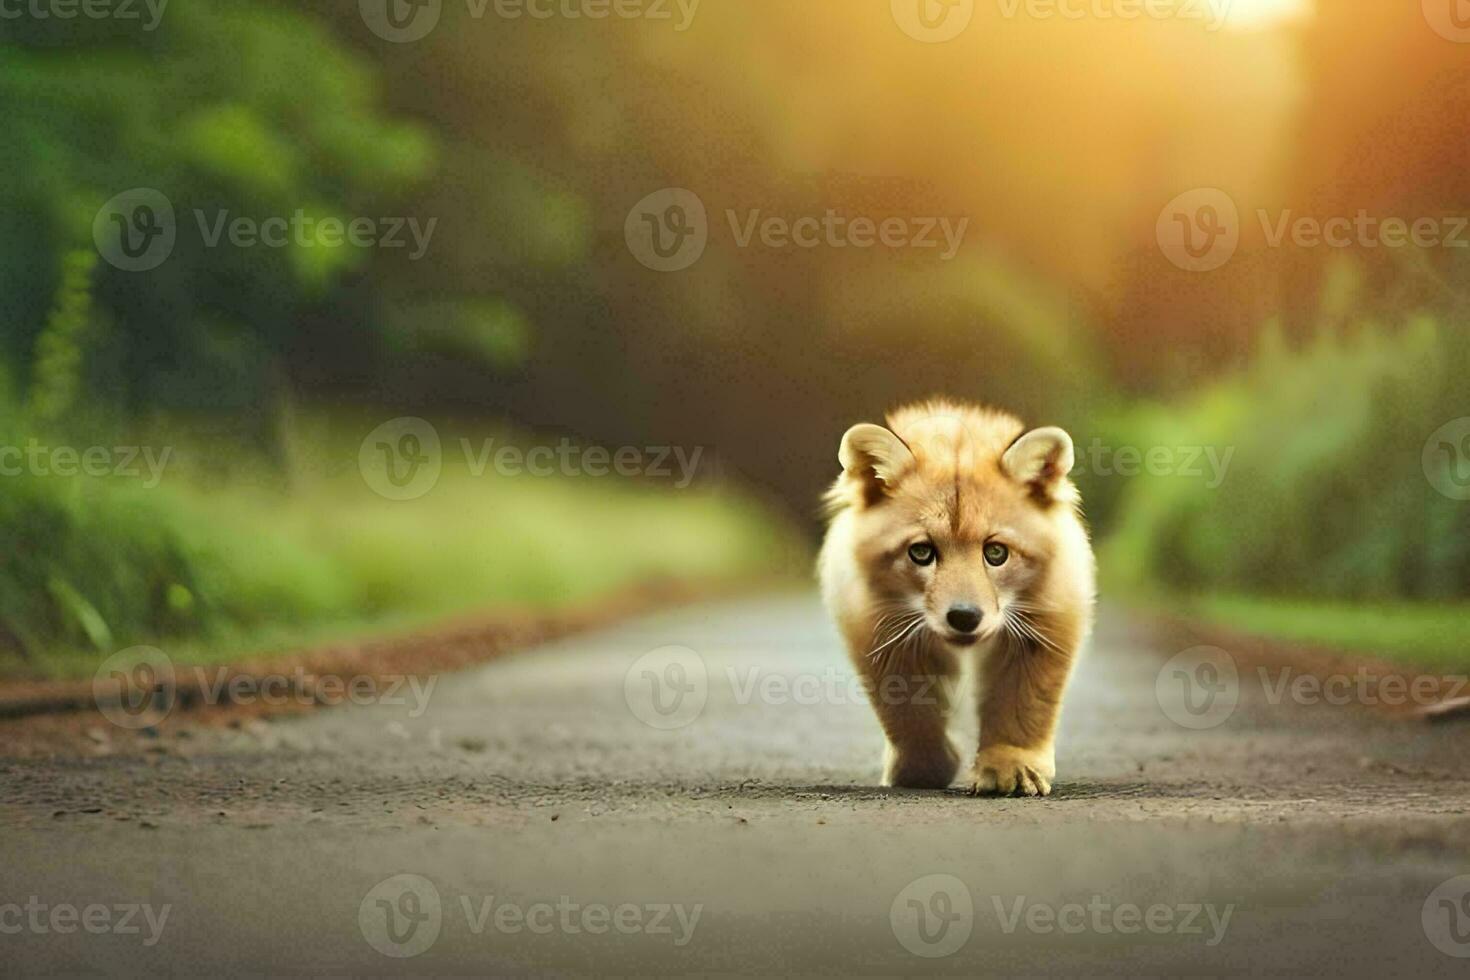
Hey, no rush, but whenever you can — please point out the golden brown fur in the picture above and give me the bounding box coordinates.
[818,399,1095,795]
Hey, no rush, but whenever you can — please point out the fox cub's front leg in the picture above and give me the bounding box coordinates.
[859,639,963,789]
[969,638,1076,797]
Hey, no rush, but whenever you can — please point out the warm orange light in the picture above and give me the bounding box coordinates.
[1220,0,1314,31]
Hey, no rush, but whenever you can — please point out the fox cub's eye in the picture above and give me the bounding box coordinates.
[907,542,937,566]
[983,542,1009,566]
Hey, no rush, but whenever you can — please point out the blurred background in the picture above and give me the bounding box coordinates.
[1,0,1467,676]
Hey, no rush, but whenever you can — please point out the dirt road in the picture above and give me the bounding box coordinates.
[4,594,1470,975]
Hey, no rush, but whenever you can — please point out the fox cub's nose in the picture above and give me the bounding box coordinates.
[946,604,982,634]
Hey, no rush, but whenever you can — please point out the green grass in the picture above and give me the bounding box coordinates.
[1132,591,1470,672]
[0,413,806,680]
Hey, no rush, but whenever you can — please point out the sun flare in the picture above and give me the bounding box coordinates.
[1219,0,1314,30]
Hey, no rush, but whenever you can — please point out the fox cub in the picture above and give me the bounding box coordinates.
[818,400,1095,796]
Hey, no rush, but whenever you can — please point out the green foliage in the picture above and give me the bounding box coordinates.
[27,249,97,424]
[0,415,797,677]
[4,1,1465,675]
[1159,593,1470,672]
[383,298,534,370]
[0,0,486,417]
[1101,311,1470,602]
[0,470,210,659]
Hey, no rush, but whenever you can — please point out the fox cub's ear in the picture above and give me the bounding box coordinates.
[1003,427,1074,500]
[838,423,914,504]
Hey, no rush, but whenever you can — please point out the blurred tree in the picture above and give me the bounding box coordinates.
[1,2,438,443]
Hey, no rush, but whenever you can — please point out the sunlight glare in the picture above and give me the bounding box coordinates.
[1219,0,1314,31]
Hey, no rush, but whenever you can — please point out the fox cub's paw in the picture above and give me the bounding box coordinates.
[884,737,962,790]
[970,745,1055,798]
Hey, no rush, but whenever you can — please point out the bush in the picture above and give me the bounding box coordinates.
[0,411,797,674]
[1099,315,1470,601]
